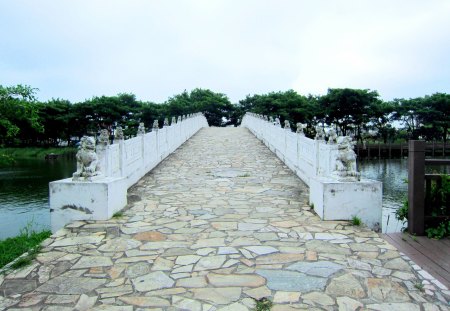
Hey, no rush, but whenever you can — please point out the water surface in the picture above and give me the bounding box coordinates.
[359,159,407,233]
[359,159,449,233]
[0,158,75,239]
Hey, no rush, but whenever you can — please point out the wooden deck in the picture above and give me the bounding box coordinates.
[383,233,450,289]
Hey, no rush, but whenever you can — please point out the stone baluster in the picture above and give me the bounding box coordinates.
[137,122,145,136]
[152,120,159,132]
[296,123,305,136]
[115,126,125,177]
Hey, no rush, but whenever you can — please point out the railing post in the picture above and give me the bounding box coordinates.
[408,140,425,235]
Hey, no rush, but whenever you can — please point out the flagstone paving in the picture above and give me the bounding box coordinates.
[1,127,449,310]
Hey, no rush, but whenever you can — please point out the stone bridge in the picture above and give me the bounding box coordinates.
[0,126,449,310]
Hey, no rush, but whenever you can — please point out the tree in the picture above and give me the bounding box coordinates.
[392,97,428,140]
[0,85,43,145]
[164,89,234,127]
[238,90,318,131]
[319,88,379,141]
[368,100,396,143]
[421,93,450,143]
[190,88,234,127]
[36,99,72,146]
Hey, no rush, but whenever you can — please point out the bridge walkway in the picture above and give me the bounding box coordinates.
[0,127,448,310]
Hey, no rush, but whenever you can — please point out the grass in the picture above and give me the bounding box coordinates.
[0,226,51,270]
[254,297,273,311]
[112,211,124,218]
[351,215,362,226]
[1,147,77,159]
[414,282,425,292]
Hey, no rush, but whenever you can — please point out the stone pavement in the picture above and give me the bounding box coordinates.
[1,127,449,311]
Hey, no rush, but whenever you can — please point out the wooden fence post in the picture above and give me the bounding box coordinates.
[408,140,425,235]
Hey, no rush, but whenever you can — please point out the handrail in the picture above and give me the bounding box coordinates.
[408,140,449,235]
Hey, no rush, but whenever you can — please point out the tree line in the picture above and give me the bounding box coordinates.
[1,84,448,147]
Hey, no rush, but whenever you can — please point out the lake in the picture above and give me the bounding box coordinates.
[359,158,449,233]
[359,159,408,233]
[0,158,75,239]
[0,157,435,239]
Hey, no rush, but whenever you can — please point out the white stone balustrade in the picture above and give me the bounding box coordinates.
[241,113,382,230]
[50,113,208,232]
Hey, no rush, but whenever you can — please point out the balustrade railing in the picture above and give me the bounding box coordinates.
[241,112,382,230]
[73,113,208,188]
[50,113,208,231]
[241,112,359,185]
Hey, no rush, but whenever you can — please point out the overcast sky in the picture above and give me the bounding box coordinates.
[1,0,449,104]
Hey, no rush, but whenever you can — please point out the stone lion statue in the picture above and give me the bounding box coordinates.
[284,120,291,130]
[332,136,360,181]
[296,123,306,135]
[73,136,100,180]
[327,128,338,144]
[137,122,146,135]
[315,125,325,140]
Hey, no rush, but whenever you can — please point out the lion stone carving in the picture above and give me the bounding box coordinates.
[73,136,101,181]
[296,123,306,135]
[137,122,146,135]
[284,120,291,130]
[315,125,325,140]
[332,136,360,181]
[327,128,338,144]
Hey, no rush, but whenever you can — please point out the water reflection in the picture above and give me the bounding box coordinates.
[0,158,75,239]
[359,159,407,233]
[359,159,448,233]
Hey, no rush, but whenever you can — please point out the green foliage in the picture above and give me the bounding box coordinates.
[0,85,43,145]
[165,88,235,127]
[1,83,449,147]
[400,174,449,238]
[239,90,317,136]
[112,211,124,218]
[319,88,380,141]
[424,174,449,239]
[395,200,409,224]
[254,297,273,311]
[414,283,425,291]
[1,147,76,158]
[0,225,51,270]
[351,215,362,226]
[429,174,449,215]
[10,245,42,270]
[426,221,450,239]
[0,153,15,167]
[396,178,409,232]
[392,93,450,141]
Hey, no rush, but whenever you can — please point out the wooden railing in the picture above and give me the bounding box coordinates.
[408,140,450,235]
[356,142,450,159]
